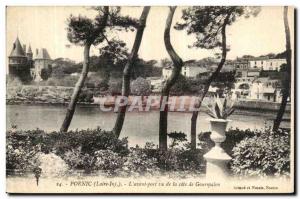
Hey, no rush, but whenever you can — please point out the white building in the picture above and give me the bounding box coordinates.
[162,65,207,79]
[248,58,286,71]
[162,66,173,79]
[181,65,207,77]
[248,77,282,102]
[232,76,283,103]
[147,77,164,92]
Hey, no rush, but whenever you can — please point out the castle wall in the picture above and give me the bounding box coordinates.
[8,56,31,82]
[33,59,52,81]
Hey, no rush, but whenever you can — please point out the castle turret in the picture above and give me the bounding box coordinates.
[9,37,26,58]
[26,45,33,60]
[23,44,26,54]
[8,37,31,82]
[33,48,52,81]
[26,45,34,70]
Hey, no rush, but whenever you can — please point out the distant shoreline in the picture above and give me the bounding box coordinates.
[6,98,291,114]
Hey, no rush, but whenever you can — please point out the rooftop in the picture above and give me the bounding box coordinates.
[27,45,32,54]
[9,37,26,57]
[248,56,269,61]
[36,48,51,60]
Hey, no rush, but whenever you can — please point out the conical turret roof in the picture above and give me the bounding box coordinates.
[9,37,26,57]
[35,48,51,60]
[27,45,33,54]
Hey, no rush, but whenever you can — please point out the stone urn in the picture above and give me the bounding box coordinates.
[204,118,232,178]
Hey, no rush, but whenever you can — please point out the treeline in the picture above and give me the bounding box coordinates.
[51,56,162,81]
[239,50,288,60]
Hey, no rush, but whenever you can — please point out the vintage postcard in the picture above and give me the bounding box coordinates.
[6,6,295,194]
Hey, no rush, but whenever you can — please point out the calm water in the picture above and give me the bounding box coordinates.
[6,104,282,146]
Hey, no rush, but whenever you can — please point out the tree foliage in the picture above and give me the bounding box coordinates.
[67,7,138,46]
[176,6,260,150]
[170,74,190,96]
[175,6,260,49]
[130,77,151,96]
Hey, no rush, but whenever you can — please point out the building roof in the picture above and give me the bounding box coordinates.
[267,58,286,61]
[35,48,51,60]
[253,77,280,85]
[248,56,269,61]
[9,37,26,57]
[263,87,276,93]
[248,68,260,72]
[253,77,269,83]
[27,45,33,54]
[147,76,162,80]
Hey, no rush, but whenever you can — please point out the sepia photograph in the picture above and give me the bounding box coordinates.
[5,5,295,194]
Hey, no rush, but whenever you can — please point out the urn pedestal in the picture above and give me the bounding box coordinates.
[204,118,232,178]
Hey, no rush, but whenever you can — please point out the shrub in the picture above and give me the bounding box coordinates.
[170,74,191,96]
[130,77,151,96]
[198,128,256,156]
[78,88,94,103]
[6,128,130,174]
[6,130,42,173]
[177,149,205,171]
[157,149,180,171]
[189,78,205,95]
[157,148,205,172]
[231,129,290,177]
[45,128,129,156]
[98,80,109,91]
[108,79,122,96]
[167,131,188,149]
[40,68,52,81]
[62,147,85,170]
[94,150,125,176]
[123,148,159,176]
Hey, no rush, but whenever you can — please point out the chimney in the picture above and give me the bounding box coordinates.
[36,49,38,56]
[23,44,26,53]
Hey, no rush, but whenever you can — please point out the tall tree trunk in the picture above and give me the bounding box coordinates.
[190,14,230,150]
[60,44,92,132]
[273,6,292,131]
[60,7,109,132]
[112,7,151,138]
[159,6,184,151]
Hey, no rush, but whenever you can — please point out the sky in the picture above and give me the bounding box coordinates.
[6,6,294,63]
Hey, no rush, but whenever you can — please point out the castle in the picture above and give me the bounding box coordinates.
[8,37,52,82]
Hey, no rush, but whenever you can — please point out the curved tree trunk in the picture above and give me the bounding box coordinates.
[60,44,91,132]
[190,14,230,150]
[60,7,109,132]
[159,6,184,151]
[273,6,291,131]
[112,7,151,138]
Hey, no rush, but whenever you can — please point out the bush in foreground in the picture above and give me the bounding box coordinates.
[6,128,290,178]
[231,129,290,177]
